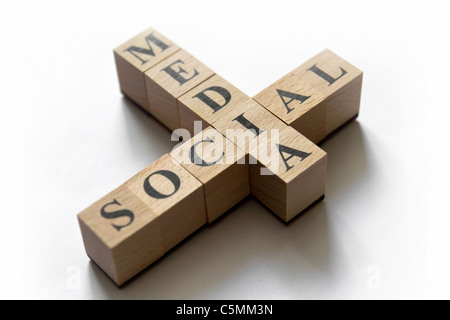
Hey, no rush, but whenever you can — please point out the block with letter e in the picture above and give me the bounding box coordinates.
[144,50,215,130]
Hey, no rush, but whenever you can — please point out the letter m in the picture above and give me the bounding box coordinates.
[125,33,170,64]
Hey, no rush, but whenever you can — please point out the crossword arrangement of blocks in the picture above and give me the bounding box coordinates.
[77,27,363,285]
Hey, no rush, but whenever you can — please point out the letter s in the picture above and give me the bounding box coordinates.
[100,199,134,231]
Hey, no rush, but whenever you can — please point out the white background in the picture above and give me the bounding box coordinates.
[1,0,449,300]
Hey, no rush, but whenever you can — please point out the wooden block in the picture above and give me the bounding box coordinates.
[78,153,207,285]
[171,127,249,222]
[177,74,252,136]
[114,27,180,109]
[292,49,363,135]
[253,73,327,143]
[78,185,164,286]
[249,126,327,222]
[212,99,286,153]
[125,154,207,252]
[144,50,215,131]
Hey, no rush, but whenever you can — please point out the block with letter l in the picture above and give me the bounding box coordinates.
[292,49,363,135]
[254,49,363,142]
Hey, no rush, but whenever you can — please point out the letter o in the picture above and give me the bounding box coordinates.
[143,170,181,199]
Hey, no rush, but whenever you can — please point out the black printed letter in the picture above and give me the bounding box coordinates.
[276,89,311,114]
[100,199,134,231]
[193,86,231,113]
[233,113,265,137]
[125,33,170,64]
[277,144,312,172]
[161,60,199,85]
[307,64,347,86]
[143,170,181,199]
[189,138,224,166]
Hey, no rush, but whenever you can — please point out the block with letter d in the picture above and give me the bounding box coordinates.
[144,50,215,130]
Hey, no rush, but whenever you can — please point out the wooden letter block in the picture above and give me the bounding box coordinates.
[78,186,164,286]
[114,27,180,109]
[144,50,215,130]
[125,154,207,252]
[171,127,249,222]
[253,73,327,143]
[249,126,327,222]
[210,99,326,221]
[292,49,363,135]
[212,99,286,153]
[177,74,252,136]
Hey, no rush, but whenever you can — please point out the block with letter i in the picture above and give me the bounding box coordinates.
[212,98,287,146]
[114,27,180,109]
[292,49,363,135]
[144,50,215,130]
[170,127,250,222]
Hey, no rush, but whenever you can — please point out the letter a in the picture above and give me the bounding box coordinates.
[276,89,311,114]
[276,144,311,172]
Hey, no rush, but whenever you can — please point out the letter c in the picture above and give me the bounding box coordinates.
[189,138,224,167]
